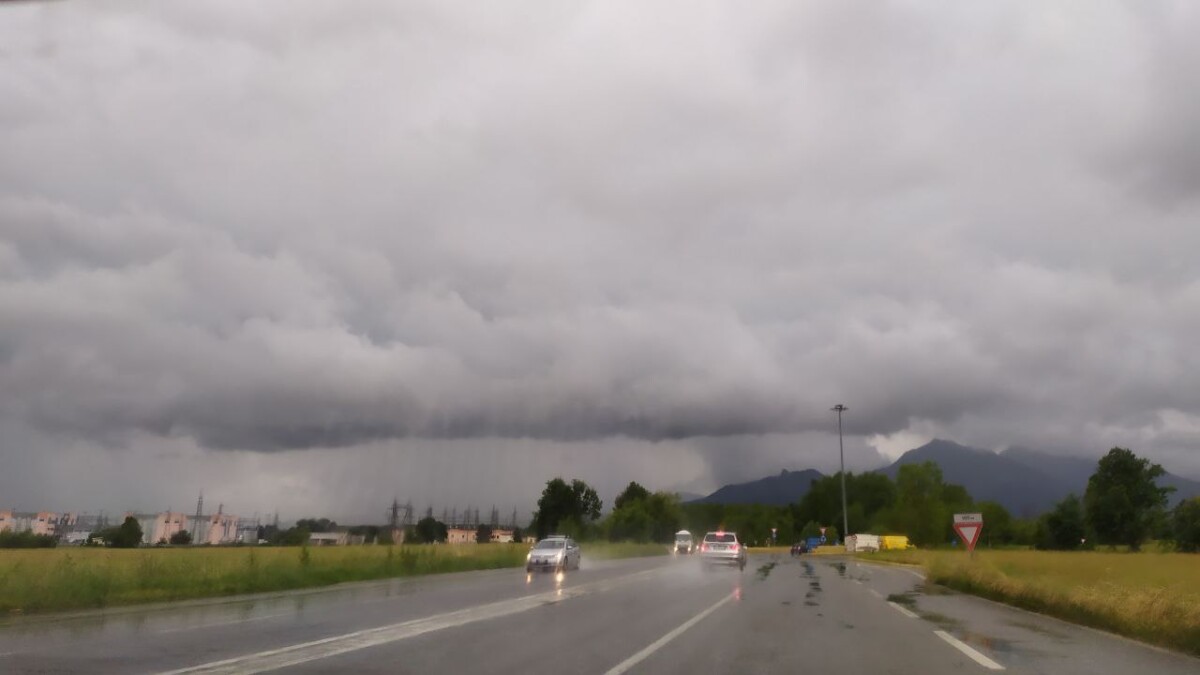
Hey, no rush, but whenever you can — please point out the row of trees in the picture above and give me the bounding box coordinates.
[519,447,1200,552]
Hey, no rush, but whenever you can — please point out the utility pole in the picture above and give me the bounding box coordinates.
[831,405,849,541]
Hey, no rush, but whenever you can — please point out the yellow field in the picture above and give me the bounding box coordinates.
[0,542,666,614]
[859,549,1200,656]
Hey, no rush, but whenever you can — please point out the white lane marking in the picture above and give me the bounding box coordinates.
[934,630,1005,670]
[155,612,294,635]
[158,569,659,675]
[852,579,862,585]
[888,601,919,619]
[603,591,736,675]
[858,561,926,580]
[868,589,883,599]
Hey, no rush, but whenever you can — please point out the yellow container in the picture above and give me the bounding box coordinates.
[880,535,911,550]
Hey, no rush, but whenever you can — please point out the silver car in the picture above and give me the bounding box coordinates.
[699,531,746,570]
[525,536,581,573]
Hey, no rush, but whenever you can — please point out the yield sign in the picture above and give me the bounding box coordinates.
[953,513,984,552]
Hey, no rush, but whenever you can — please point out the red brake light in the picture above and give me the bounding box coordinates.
[731,544,739,551]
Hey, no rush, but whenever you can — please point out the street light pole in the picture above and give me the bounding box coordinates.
[832,404,849,541]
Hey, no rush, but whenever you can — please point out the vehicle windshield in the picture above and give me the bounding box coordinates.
[5,4,1194,674]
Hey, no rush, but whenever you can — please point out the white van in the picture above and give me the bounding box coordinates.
[674,530,694,554]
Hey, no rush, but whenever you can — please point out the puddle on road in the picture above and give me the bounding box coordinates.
[957,630,1016,656]
[887,592,916,606]
[918,611,961,628]
[756,562,777,580]
[830,561,847,577]
[915,582,954,596]
[1005,619,1070,641]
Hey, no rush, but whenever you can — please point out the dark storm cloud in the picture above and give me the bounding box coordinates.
[3,1,1200,515]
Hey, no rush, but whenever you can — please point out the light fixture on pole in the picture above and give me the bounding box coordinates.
[831,404,849,540]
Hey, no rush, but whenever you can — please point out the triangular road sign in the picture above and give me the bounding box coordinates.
[953,523,982,552]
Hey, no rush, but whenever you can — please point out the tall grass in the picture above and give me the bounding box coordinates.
[0,542,666,614]
[859,549,1200,656]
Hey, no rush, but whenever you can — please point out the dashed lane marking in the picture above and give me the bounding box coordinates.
[157,568,661,675]
[603,591,736,675]
[888,601,919,619]
[934,630,1005,670]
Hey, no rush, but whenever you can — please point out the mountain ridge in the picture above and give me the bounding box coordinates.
[689,439,1200,515]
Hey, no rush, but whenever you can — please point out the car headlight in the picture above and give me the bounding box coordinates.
[526,552,532,561]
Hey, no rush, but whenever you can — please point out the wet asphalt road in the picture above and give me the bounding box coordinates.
[0,553,1196,674]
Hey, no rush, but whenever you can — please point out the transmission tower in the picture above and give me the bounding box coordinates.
[490,505,499,529]
[389,498,401,529]
[191,491,204,541]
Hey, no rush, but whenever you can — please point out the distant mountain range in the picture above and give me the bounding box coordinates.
[686,468,825,506]
[688,439,1200,517]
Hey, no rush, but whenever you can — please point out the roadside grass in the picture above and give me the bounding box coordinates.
[857,549,1200,656]
[0,541,667,614]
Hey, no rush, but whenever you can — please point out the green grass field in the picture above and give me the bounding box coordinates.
[858,549,1200,656]
[0,542,668,615]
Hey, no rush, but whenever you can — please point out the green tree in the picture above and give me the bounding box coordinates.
[295,518,337,533]
[102,516,144,548]
[790,472,896,537]
[533,478,603,539]
[798,520,821,540]
[614,481,651,510]
[976,501,1014,547]
[414,516,447,544]
[169,530,193,545]
[475,524,493,544]
[1036,494,1086,550]
[1171,498,1200,553]
[0,531,57,548]
[890,462,952,546]
[607,491,683,543]
[511,526,524,543]
[278,527,310,546]
[1084,447,1172,551]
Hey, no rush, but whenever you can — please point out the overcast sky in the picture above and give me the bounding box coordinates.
[3,1,1199,524]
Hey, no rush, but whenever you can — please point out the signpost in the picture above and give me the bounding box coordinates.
[953,513,984,557]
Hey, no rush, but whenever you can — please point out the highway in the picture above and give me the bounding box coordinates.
[0,553,1195,674]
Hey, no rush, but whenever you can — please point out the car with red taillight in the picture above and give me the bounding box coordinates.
[699,531,746,570]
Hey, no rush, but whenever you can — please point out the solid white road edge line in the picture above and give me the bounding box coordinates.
[603,591,736,675]
[858,561,927,580]
[157,568,660,675]
[888,601,919,619]
[868,589,883,599]
[934,630,1005,671]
